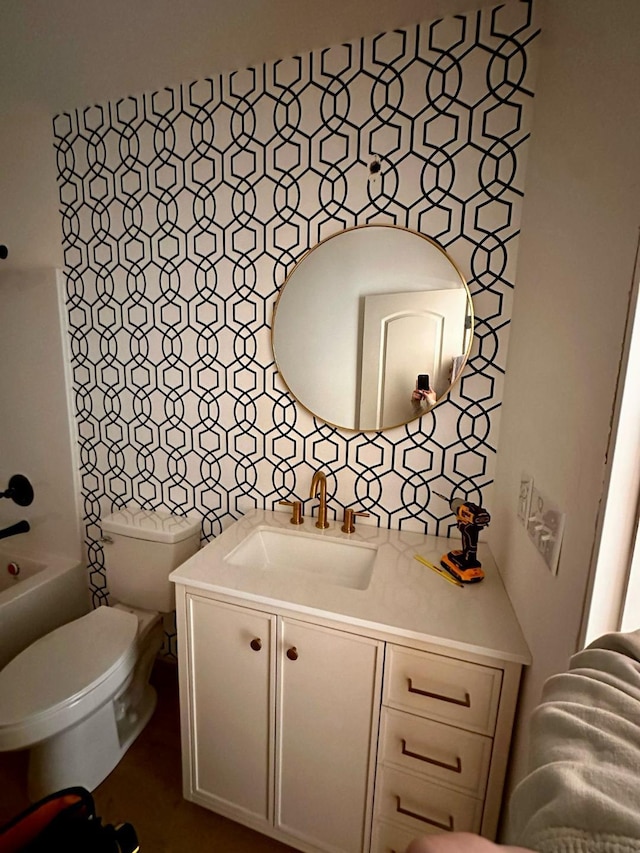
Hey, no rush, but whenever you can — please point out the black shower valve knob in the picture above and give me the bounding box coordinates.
[1,474,34,506]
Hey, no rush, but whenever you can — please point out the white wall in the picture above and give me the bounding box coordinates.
[489,0,640,807]
[1,0,498,114]
[0,269,81,559]
[0,104,63,270]
[0,0,496,271]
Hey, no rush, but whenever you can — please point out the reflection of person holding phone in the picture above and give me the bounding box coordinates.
[411,374,436,411]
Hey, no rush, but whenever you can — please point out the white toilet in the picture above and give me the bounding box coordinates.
[0,507,200,800]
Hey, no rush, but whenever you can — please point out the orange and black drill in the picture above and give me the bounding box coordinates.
[435,493,491,583]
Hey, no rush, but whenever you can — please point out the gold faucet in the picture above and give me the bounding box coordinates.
[309,469,330,529]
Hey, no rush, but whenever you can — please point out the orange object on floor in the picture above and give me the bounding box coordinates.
[0,786,138,852]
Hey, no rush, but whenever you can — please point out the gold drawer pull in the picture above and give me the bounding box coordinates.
[395,796,454,832]
[401,738,462,774]
[407,678,471,708]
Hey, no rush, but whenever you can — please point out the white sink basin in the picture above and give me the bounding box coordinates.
[224,526,377,590]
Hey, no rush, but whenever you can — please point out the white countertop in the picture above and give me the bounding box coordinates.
[170,509,531,666]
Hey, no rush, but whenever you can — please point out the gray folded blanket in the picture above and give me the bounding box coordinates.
[507,630,640,853]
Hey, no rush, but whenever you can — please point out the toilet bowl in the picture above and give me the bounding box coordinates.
[0,604,161,798]
[0,507,200,800]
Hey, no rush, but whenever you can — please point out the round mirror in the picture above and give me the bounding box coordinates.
[272,224,473,431]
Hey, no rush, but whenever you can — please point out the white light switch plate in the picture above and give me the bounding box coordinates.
[527,486,565,575]
[517,473,533,525]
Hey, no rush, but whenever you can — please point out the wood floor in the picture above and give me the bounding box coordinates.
[0,661,295,852]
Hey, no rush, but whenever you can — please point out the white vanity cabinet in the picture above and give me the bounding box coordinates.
[177,589,384,853]
[170,510,531,853]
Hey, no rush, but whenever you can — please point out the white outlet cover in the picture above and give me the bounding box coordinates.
[527,486,565,575]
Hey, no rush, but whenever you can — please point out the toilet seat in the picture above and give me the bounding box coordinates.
[0,606,138,751]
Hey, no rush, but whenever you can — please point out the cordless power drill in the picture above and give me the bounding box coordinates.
[435,493,491,583]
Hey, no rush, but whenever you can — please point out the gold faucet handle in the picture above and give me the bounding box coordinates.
[341,508,370,534]
[279,499,304,525]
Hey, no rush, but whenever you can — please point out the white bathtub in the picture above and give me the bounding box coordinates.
[0,548,90,670]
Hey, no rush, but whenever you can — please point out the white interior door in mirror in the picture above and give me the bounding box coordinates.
[358,289,468,430]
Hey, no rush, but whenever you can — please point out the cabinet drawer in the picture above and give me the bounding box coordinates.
[380,708,492,797]
[383,646,502,736]
[375,766,483,836]
[371,819,421,853]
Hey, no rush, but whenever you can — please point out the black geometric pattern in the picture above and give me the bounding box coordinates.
[54,3,539,653]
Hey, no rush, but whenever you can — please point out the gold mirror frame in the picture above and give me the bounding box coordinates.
[272,224,473,432]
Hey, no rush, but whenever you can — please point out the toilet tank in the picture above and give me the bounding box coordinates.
[101,507,201,612]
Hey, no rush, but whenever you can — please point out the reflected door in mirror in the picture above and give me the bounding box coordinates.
[358,289,468,430]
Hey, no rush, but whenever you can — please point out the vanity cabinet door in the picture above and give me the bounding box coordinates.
[185,595,276,826]
[276,618,383,853]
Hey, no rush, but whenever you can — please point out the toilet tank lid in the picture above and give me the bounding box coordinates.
[102,506,200,544]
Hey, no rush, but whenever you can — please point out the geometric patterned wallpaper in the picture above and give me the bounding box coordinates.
[53,1,539,628]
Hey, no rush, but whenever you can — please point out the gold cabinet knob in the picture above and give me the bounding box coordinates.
[286,646,298,661]
[250,638,262,651]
